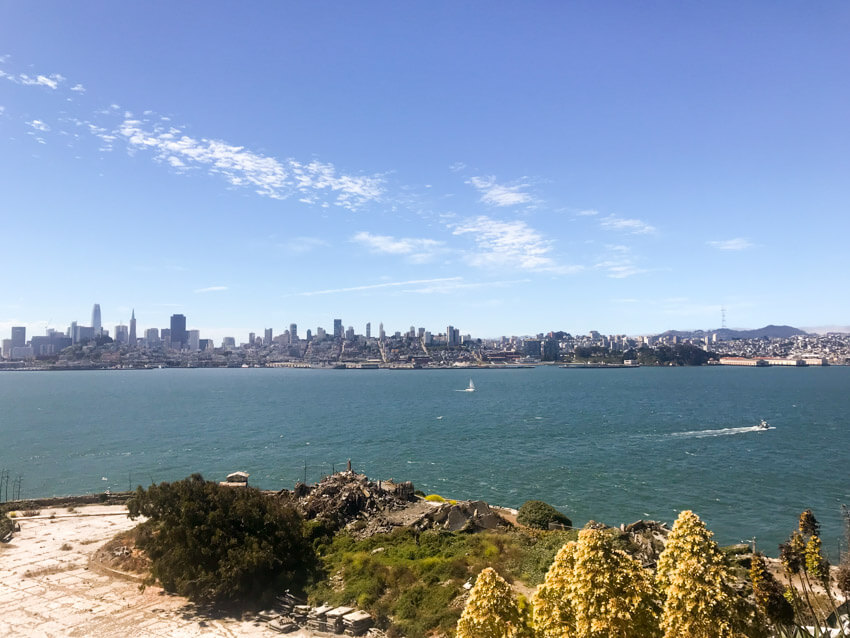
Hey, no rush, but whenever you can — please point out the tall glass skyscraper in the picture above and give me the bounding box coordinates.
[91,304,102,335]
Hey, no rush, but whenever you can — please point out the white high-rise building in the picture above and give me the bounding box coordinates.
[188,330,200,351]
[91,304,102,335]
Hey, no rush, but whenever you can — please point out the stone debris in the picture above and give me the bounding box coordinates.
[415,500,512,533]
[620,519,672,567]
[281,471,416,532]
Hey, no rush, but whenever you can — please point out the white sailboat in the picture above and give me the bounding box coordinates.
[464,379,475,392]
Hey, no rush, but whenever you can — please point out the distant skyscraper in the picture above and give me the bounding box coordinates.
[188,330,200,351]
[345,326,355,340]
[333,319,343,339]
[249,332,256,345]
[306,329,312,342]
[114,325,129,344]
[366,322,371,339]
[11,326,26,347]
[290,323,298,341]
[170,314,187,350]
[129,309,137,345]
[264,328,273,346]
[379,322,385,340]
[145,328,160,346]
[91,304,102,335]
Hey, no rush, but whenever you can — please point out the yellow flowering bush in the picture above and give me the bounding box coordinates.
[656,510,742,638]
[531,541,577,638]
[456,567,530,638]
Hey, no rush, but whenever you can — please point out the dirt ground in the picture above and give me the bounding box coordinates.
[0,505,325,637]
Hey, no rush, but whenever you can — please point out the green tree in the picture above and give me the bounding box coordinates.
[517,501,572,530]
[127,474,313,604]
[531,541,577,638]
[656,510,746,638]
[749,552,794,629]
[569,527,660,638]
[457,567,530,638]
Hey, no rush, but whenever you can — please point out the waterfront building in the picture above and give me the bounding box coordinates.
[170,314,187,350]
[91,304,102,336]
[129,310,136,345]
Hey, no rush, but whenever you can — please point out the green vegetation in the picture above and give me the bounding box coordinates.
[516,500,572,530]
[127,474,314,604]
[622,343,714,366]
[0,511,14,538]
[307,526,576,638]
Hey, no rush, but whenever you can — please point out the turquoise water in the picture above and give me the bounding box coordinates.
[1,366,848,554]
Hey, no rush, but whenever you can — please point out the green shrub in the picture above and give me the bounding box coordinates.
[127,474,315,604]
[0,512,14,538]
[516,500,572,530]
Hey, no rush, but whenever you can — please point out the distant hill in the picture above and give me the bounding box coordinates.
[659,325,808,340]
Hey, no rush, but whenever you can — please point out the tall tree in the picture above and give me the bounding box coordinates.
[531,541,577,638]
[457,567,530,638]
[569,528,660,638]
[656,510,745,638]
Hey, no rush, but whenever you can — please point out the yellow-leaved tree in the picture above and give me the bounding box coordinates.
[457,567,530,638]
[531,541,577,638]
[567,527,660,638]
[656,510,745,638]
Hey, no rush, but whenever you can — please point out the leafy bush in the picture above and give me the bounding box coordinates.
[0,512,14,538]
[517,500,572,530]
[424,494,446,503]
[127,474,315,604]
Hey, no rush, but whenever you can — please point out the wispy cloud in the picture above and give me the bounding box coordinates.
[452,215,579,274]
[707,237,753,251]
[594,245,648,278]
[598,214,656,235]
[292,277,463,297]
[0,69,65,90]
[577,209,599,217]
[402,278,530,294]
[89,117,384,209]
[194,286,228,293]
[280,236,331,254]
[70,83,85,93]
[467,176,533,207]
[27,119,50,132]
[352,231,445,263]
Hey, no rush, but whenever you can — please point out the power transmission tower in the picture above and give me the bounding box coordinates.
[721,306,727,330]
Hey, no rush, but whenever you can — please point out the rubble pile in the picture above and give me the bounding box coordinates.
[283,471,416,531]
[416,500,512,533]
[620,519,671,567]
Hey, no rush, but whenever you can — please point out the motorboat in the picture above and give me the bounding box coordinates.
[756,419,770,430]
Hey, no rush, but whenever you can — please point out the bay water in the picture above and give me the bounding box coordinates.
[1,366,848,555]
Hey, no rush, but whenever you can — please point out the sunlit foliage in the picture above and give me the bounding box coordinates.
[456,567,530,638]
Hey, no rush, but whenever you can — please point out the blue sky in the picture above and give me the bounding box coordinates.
[1,2,849,342]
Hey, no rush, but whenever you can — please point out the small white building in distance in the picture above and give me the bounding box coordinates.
[220,471,250,487]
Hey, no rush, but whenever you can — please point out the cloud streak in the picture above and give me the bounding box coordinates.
[452,215,579,274]
[292,277,463,297]
[85,116,385,209]
[707,238,753,251]
[598,214,656,235]
[352,231,445,263]
[468,175,533,207]
[194,286,229,293]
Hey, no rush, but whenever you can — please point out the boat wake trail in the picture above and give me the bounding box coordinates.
[671,425,775,439]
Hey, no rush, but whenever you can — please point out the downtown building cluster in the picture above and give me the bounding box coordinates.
[3,304,850,368]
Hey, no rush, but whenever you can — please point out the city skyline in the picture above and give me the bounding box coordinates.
[2,4,849,341]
